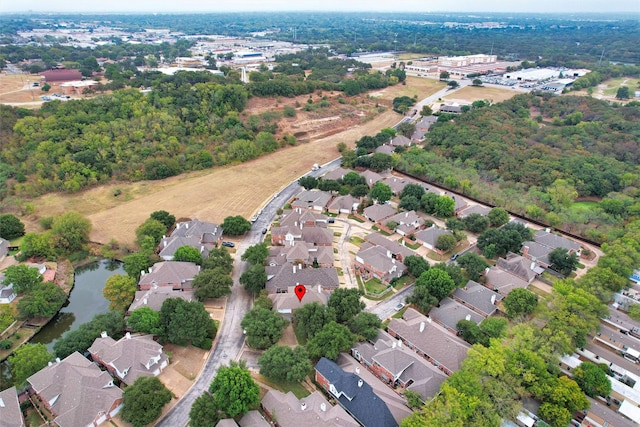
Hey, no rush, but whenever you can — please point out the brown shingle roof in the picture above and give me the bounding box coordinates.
[265,263,339,293]
[261,390,358,427]
[0,387,23,427]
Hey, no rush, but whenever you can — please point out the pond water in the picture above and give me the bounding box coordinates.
[31,259,125,351]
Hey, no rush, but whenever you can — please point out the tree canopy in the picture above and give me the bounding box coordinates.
[121,376,173,427]
[221,215,252,235]
[306,321,356,361]
[240,307,289,349]
[0,213,25,239]
[2,264,43,293]
[9,343,52,386]
[209,360,260,418]
[192,267,233,300]
[258,345,311,383]
[103,274,137,312]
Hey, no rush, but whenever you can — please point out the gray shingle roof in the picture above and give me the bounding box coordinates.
[300,227,333,245]
[521,241,552,265]
[171,218,222,242]
[496,254,536,283]
[293,190,332,210]
[327,195,359,212]
[280,209,328,228]
[364,233,415,260]
[387,308,470,373]
[452,280,502,317]
[485,266,529,295]
[375,145,395,155]
[238,410,270,427]
[363,204,396,222]
[458,204,491,218]
[138,261,200,290]
[391,135,412,147]
[261,390,358,427]
[27,352,122,427]
[359,170,383,187]
[414,226,452,248]
[0,386,23,427]
[315,358,398,427]
[534,230,580,252]
[429,297,486,331]
[128,288,194,313]
[269,285,329,313]
[265,263,339,293]
[355,245,406,280]
[322,167,352,181]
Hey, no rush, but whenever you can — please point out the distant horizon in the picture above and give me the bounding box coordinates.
[2,0,638,14]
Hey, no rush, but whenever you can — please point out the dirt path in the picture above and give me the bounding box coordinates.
[32,109,399,246]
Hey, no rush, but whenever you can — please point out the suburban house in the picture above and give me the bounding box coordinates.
[88,332,168,385]
[458,204,491,218]
[315,357,398,427]
[375,144,396,155]
[390,135,412,147]
[412,116,438,142]
[261,390,358,427]
[444,192,468,215]
[521,229,581,268]
[383,210,422,236]
[322,167,352,182]
[496,253,539,283]
[0,280,16,304]
[138,261,200,291]
[127,287,195,314]
[270,226,303,246]
[265,263,339,294]
[484,266,530,295]
[439,104,463,114]
[27,352,123,427]
[452,280,502,317]
[359,170,383,187]
[428,297,485,333]
[267,242,334,267]
[0,386,24,427]
[354,244,407,284]
[414,226,453,252]
[300,227,334,246]
[381,176,412,196]
[351,331,447,401]
[280,209,328,229]
[364,232,415,262]
[158,219,222,260]
[269,285,329,318]
[327,195,359,215]
[387,308,471,376]
[363,204,396,223]
[291,190,332,212]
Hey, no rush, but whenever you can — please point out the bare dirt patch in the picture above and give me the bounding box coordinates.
[0,73,40,103]
[443,85,518,104]
[370,76,447,103]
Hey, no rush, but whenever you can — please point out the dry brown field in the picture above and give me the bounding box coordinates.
[0,73,39,103]
[370,76,447,102]
[443,85,519,104]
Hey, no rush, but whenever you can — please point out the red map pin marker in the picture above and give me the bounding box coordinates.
[294,284,307,302]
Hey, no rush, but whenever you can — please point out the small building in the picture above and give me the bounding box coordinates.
[363,204,396,223]
[268,242,334,267]
[261,390,358,427]
[292,190,332,212]
[439,104,463,114]
[88,332,168,385]
[452,280,502,317]
[265,263,339,294]
[414,226,452,252]
[27,352,123,427]
[354,245,407,284]
[327,195,359,215]
[0,283,17,304]
[127,287,194,313]
[39,69,83,83]
[322,167,352,182]
[359,170,384,188]
[315,358,398,427]
[364,232,415,262]
[429,297,485,333]
[269,285,329,319]
[138,261,200,291]
[458,204,491,218]
[390,135,412,147]
[383,210,422,236]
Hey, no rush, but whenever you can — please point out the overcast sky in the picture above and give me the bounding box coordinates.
[2,0,639,13]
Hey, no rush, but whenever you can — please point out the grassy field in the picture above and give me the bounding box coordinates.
[601,77,640,96]
[569,201,599,214]
[443,85,519,104]
[370,76,446,103]
[364,278,388,294]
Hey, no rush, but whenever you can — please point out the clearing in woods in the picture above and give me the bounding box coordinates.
[443,85,519,104]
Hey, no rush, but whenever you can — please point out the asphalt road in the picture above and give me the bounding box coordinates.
[370,284,415,321]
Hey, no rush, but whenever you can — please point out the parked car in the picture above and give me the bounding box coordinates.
[328,218,335,223]
[222,241,235,248]
[395,302,405,311]
[262,228,267,235]
[251,215,258,223]
[450,253,459,261]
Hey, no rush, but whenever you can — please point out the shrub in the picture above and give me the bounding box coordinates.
[0,340,12,350]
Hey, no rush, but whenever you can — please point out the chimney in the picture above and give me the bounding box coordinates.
[491,295,496,305]
[186,223,189,229]
[545,227,550,233]
[465,314,471,321]
[405,212,408,218]
[125,332,131,339]
[358,379,363,388]
[355,367,360,374]
[320,403,327,412]
[201,245,204,253]
[530,262,535,271]
[398,340,402,348]
[148,266,153,273]
[392,341,397,348]
[419,322,425,332]
[318,284,322,293]
[143,298,148,305]
[141,270,145,277]
[301,402,307,411]
[55,358,61,363]
[293,265,297,274]
[100,331,108,338]
[485,267,490,274]
[522,245,529,256]
[427,316,432,323]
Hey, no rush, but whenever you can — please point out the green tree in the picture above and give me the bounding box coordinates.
[50,211,91,253]
[159,298,215,347]
[241,243,269,265]
[401,184,426,201]
[9,343,52,386]
[628,304,640,321]
[103,274,137,312]
[574,362,612,398]
[547,179,578,210]
[203,247,234,273]
[258,345,311,382]
[221,215,252,235]
[462,213,490,233]
[190,393,222,427]
[538,403,572,427]
[239,264,267,293]
[121,376,172,427]
[193,268,233,300]
[420,105,433,116]
[173,246,203,265]
[149,210,176,230]
[487,208,509,227]
[404,390,424,409]
[209,360,260,418]
[17,282,66,319]
[328,288,365,324]
[306,321,356,361]
[434,196,455,217]
[399,195,421,211]
[403,255,430,278]
[349,312,382,341]
[127,307,161,335]
[415,268,456,301]
[19,232,55,259]
[2,264,43,293]
[0,213,25,239]
[370,182,393,204]
[439,71,450,80]
[503,288,538,319]
[293,302,335,341]
[298,176,319,190]
[456,252,489,281]
[241,307,289,349]
[135,218,166,247]
[436,234,457,252]
[447,80,459,89]
[549,248,579,276]
[472,78,483,86]
[54,311,125,359]
[123,250,158,281]
[616,86,630,99]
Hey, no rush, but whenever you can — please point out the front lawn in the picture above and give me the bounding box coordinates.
[349,236,365,246]
[364,278,389,295]
[254,373,310,399]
